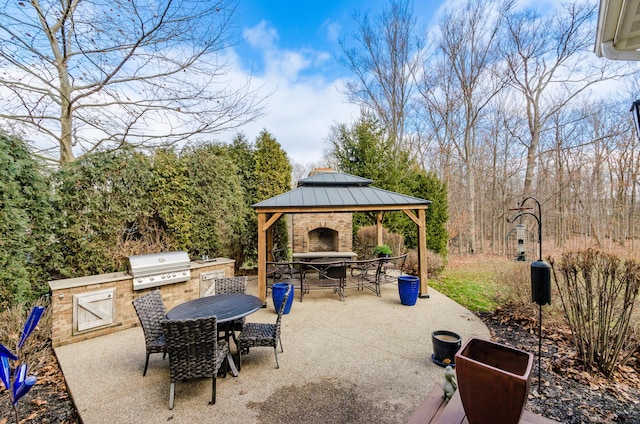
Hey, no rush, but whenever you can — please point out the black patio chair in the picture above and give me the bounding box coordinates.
[161,316,229,409]
[132,289,167,376]
[266,248,302,293]
[348,257,384,297]
[213,276,247,296]
[375,253,409,286]
[237,283,292,370]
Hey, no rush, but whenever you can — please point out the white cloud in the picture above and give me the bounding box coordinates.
[242,20,279,49]
[321,19,342,43]
[264,49,311,81]
[235,76,358,165]
[227,22,360,165]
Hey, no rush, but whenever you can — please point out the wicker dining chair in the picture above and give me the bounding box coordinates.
[132,289,167,376]
[213,276,247,342]
[161,316,229,410]
[237,283,292,370]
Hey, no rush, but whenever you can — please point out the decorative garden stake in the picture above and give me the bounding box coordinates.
[0,305,45,423]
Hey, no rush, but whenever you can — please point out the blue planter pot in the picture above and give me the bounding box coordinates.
[272,282,294,314]
[398,275,420,306]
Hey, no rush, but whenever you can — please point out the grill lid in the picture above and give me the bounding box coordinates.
[128,251,191,277]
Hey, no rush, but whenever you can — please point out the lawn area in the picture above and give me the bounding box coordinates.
[429,254,518,313]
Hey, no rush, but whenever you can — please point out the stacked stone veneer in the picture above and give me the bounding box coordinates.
[48,259,234,347]
[291,212,352,252]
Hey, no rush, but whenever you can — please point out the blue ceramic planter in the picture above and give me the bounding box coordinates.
[272,282,294,314]
[398,275,420,306]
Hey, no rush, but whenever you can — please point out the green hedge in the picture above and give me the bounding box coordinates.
[52,144,258,278]
[0,133,59,308]
[0,134,293,307]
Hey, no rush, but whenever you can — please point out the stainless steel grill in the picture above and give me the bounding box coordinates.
[128,251,191,290]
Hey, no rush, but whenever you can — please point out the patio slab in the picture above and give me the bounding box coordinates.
[54,277,489,423]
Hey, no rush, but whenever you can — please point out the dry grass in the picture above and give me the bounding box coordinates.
[0,298,53,372]
[353,225,404,257]
[404,249,444,277]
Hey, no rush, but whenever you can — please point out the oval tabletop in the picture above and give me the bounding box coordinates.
[166,293,263,323]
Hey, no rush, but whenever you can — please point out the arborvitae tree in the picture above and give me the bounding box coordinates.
[0,133,59,307]
[183,142,250,265]
[150,149,192,251]
[227,133,259,266]
[54,148,157,276]
[254,130,292,251]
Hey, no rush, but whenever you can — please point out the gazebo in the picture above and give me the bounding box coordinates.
[252,171,433,304]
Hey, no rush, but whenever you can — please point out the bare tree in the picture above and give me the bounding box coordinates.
[0,0,264,164]
[338,0,422,152]
[417,0,512,254]
[498,2,628,198]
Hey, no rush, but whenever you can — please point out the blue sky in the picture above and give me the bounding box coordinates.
[234,0,440,80]
[220,0,444,167]
[221,0,557,167]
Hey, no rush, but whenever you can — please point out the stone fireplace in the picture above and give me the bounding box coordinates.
[291,212,353,253]
[308,227,339,251]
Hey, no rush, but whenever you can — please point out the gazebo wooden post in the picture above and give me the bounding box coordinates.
[417,208,429,298]
[402,208,430,298]
[376,211,384,246]
[257,212,267,305]
[266,226,274,259]
[257,212,284,304]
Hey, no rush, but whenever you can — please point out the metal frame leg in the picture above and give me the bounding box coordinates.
[169,382,175,410]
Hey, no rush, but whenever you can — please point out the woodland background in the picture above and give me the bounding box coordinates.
[1,0,640,306]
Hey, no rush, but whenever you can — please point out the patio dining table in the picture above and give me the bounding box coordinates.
[166,293,263,376]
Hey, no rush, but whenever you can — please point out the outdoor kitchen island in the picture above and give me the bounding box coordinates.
[48,254,235,347]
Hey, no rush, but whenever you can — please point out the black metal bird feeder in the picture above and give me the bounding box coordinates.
[507,196,550,393]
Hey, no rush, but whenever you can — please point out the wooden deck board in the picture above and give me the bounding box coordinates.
[407,385,448,424]
[408,386,560,424]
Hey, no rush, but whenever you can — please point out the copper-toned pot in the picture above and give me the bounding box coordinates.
[455,337,534,424]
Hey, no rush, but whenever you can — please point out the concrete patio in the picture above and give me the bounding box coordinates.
[54,277,489,423]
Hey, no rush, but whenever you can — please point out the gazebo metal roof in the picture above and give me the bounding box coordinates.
[253,171,432,210]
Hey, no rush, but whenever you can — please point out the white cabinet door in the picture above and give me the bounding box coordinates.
[200,270,225,297]
[73,288,116,332]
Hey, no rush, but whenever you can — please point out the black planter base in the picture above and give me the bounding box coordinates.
[431,353,455,368]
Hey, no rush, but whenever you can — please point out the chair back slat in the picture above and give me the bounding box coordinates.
[132,290,166,348]
[161,316,220,380]
[213,276,247,295]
